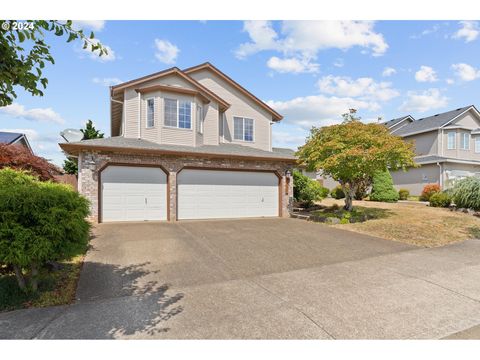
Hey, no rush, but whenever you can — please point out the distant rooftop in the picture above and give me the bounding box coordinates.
[0,131,23,144]
[389,105,477,136]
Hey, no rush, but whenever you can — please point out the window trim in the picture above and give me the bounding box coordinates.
[196,104,204,134]
[233,116,255,142]
[460,132,470,151]
[146,97,155,128]
[475,136,480,153]
[447,131,456,150]
[163,97,192,130]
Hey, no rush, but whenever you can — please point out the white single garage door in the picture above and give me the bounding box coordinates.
[177,169,279,220]
[101,166,167,222]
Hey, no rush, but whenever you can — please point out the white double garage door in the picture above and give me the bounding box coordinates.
[101,165,279,222]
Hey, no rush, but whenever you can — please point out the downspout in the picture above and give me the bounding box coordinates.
[436,162,443,190]
[137,92,141,138]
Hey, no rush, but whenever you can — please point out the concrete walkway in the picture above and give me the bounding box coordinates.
[2,218,480,339]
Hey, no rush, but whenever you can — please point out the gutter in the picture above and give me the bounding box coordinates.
[58,143,298,163]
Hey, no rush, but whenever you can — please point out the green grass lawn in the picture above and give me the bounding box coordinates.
[0,253,84,312]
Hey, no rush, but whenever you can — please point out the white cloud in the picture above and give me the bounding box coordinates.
[333,58,344,68]
[451,63,480,81]
[317,75,399,102]
[81,38,116,62]
[235,20,388,64]
[446,78,455,85]
[267,56,319,74]
[92,77,123,86]
[410,24,441,39]
[399,88,448,113]
[272,130,306,150]
[382,67,396,77]
[414,66,438,82]
[73,20,106,32]
[0,103,64,124]
[154,39,180,64]
[452,21,479,43]
[267,95,378,129]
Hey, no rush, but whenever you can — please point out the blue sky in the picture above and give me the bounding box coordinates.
[1,20,480,165]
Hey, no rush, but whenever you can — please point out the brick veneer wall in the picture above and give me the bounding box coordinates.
[78,150,294,222]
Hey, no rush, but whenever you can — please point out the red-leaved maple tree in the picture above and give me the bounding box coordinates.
[0,144,60,181]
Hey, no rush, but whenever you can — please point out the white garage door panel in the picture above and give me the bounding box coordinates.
[101,166,167,222]
[178,169,279,220]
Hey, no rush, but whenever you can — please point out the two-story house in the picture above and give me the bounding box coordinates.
[387,105,480,195]
[60,63,296,222]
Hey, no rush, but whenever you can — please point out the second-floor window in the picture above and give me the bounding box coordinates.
[447,131,456,150]
[460,132,470,150]
[233,117,254,142]
[196,104,204,134]
[146,98,155,128]
[164,98,192,129]
[475,137,480,153]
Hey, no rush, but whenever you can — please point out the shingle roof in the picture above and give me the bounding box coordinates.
[60,137,296,161]
[381,116,412,129]
[393,106,474,136]
[0,131,23,144]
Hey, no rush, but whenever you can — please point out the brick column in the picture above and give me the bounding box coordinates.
[168,171,177,221]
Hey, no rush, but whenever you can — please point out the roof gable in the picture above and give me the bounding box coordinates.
[111,67,229,111]
[183,62,283,121]
[392,105,477,136]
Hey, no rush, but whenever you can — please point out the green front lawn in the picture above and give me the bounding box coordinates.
[0,252,85,312]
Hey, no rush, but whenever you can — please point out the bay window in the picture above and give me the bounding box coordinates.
[164,98,192,129]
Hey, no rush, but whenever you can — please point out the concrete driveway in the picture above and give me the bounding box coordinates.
[2,218,480,339]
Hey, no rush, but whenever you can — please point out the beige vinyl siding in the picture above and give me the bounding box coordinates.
[139,94,159,143]
[122,73,211,146]
[405,131,437,156]
[188,69,273,151]
[453,111,479,128]
[391,164,440,196]
[124,88,139,138]
[441,111,480,161]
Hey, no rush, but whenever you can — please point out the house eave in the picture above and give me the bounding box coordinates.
[59,143,297,163]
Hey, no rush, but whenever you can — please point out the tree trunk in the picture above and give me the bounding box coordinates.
[13,264,27,291]
[30,263,39,292]
[344,193,353,211]
[342,184,356,211]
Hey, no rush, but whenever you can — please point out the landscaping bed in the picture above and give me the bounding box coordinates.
[312,198,480,248]
[0,252,85,312]
[292,203,390,224]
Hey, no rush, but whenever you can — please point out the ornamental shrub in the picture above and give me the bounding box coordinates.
[0,168,91,291]
[369,169,399,202]
[451,177,480,210]
[429,192,452,208]
[419,183,441,201]
[292,170,328,207]
[398,188,410,200]
[330,186,345,199]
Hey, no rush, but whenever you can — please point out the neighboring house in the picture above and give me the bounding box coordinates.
[387,105,480,195]
[0,131,33,153]
[60,63,296,222]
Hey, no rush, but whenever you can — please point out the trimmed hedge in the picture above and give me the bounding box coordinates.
[0,168,90,291]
